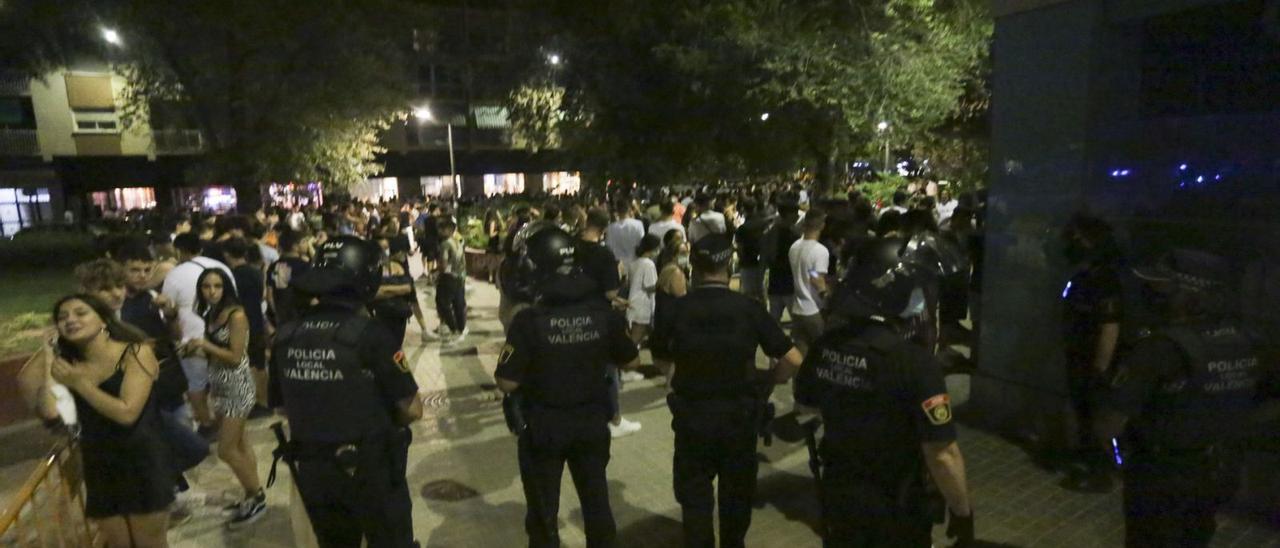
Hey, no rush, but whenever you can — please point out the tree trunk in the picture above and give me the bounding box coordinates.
[813,139,840,199]
[235,179,263,214]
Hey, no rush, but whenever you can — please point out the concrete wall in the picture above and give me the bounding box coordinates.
[985,0,1280,514]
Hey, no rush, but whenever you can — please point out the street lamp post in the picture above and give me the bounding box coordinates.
[413,105,456,192]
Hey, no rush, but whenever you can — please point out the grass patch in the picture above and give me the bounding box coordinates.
[0,269,76,358]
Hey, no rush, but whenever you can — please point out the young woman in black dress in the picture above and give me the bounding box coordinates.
[43,294,173,547]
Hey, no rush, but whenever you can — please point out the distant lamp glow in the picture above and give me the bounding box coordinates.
[760,112,770,121]
[1062,281,1073,299]
[1179,164,1188,171]
[101,27,122,46]
[1120,169,1130,176]
[547,53,562,66]
[412,106,433,121]
[877,121,889,131]
[1214,174,1222,181]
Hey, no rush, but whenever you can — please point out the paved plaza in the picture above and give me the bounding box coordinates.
[3,280,1278,547]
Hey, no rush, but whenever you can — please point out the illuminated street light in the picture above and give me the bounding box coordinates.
[412,106,433,121]
[877,121,889,131]
[548,53,562,66]
[101,27,123,46]
[760,112,770,121]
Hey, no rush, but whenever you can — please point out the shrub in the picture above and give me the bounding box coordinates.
[0,231,98,270]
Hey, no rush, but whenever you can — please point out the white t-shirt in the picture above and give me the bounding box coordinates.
[648,219,686,241]
[626,257,658,324]
[162,256,236,342]
[789,239,829,316]
[936,199,959,225]
[687,211,727,243]
[606,218,645,267]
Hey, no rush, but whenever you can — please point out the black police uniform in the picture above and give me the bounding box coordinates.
[1104,320,1274,547]
[795,318,953,547]
[1061,260,1124,477]
[495,276,638,548]
[269,301,419,547]
[654,282,794,548]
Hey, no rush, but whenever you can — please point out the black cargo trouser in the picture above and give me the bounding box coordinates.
[294,431,415,548]
[670,397,760,548]
[518,406,616,548]
[1123,450,1236,548]
[1066,364,1112,475]
[436,273,467,332]
[820,459,932,548]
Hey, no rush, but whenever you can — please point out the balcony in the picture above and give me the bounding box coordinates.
[0,129,39,156]
[0,72,30,96]
[152,129,205,155]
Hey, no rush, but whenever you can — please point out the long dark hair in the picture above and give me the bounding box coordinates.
[194,268,242,324]
[52,293,147,362]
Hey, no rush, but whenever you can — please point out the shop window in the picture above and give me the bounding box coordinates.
[91,187,156,214]
[544,172,581,196]
[484,173,525,196]
[0,187,52,237]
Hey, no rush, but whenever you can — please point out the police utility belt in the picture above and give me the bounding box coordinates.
[268,422,407,487]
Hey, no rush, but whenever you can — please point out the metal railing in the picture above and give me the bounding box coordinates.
[0,441,95,547]
[0,130,40,157]
[152,129,205,154]
[0,72,30,96]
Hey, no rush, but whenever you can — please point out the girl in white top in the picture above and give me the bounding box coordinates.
[626,235,663,344]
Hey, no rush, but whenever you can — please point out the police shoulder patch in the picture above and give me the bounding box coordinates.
[393,350,409,373]
[921,394,952,425]
[498,344,515,365]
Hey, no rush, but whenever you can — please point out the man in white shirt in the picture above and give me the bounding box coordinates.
[605,202,645,270]
[686,194,727,244]
[163,233,237,428]
[788,212,829,356]
[936,189,959,227]
[648,200,686,241]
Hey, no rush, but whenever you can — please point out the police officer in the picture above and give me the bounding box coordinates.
[494,225,640,548]
[1058,213,1125,492]
[797,237,974,547]
[1097,249,1279,547]
[269,235,423,548]
[652,233,803,548]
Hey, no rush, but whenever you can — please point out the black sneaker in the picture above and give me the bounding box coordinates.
[226,491,266,529]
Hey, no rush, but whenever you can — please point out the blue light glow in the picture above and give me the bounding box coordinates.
[1179,164,1188,170]
[1112,438,1124,466]
[1214,174,1222,181]
[1061,281,1073,299]
[1197,176,1204,183]
[1119,170,1130,176]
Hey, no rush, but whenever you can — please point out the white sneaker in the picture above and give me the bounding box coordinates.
[434,325,451,339]
[609,418,642,438]
[619,371,645,383]
[456,326,469,340]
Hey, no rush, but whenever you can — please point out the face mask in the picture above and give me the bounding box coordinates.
[900,288,926,318]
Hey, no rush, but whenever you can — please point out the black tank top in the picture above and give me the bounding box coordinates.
[72,344,160,443]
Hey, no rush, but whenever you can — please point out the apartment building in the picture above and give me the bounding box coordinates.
[0,64,209,236]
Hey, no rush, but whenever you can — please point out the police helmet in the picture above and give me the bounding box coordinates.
[904,233,969,279]
[294,235,383,302]
[833,237,930,319]
[500,220,569,300]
